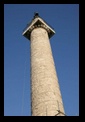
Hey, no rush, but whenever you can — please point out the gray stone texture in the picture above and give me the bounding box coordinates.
[30,27,65,116]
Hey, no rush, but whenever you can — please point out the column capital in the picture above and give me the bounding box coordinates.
[22,13,55,40]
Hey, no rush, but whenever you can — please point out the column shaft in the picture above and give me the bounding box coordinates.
[30,27,64,116]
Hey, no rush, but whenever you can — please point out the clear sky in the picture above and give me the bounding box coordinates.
[4,4,79,116]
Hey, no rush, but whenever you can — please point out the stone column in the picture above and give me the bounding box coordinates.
[22,13,65,116]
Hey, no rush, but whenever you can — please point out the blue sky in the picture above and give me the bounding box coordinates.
[4,4,79,116]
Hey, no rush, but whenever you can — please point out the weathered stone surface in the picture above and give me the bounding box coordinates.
[30,27,65,116]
